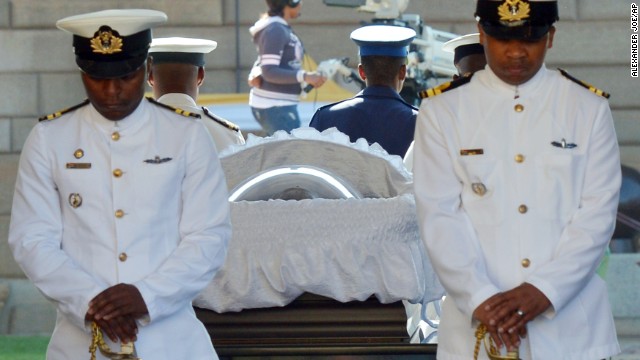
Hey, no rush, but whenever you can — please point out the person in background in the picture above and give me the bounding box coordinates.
[404,32,486,168]
[148,36,245,153]
[443,33,487,79]
[309,25,417,157]
[248,0,326,136]
[413,0,620,358]
[8,10,231,359]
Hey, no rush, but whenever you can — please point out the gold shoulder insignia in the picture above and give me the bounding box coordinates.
[202,107,240,132]
[558,68,610,99]
[418,73,474,99]
[38,99,90,122]
[146,97,201,118]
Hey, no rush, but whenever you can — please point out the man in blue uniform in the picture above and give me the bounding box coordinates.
[309,25,417,157]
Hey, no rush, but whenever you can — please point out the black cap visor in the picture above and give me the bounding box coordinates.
[76,53,147,79]
[481,22,551,41]
[149,52,205,67]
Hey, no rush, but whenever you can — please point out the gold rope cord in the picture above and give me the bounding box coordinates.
[474,324,520,360]
[89,322,140,360]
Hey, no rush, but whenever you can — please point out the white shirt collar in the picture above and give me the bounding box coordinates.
[157,93,200,112]
[479,64,548,97]
[88,97,148,134]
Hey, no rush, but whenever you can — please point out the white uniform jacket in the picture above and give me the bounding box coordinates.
[9,98,231,359]
[157,93,245,153]
[413,66,621,360]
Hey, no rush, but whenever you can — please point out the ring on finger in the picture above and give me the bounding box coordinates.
[516,309,525,317]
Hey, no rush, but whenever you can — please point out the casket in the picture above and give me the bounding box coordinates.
[193,128,443,357]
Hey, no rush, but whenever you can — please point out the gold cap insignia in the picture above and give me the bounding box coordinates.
[90,26,123,55]
[498,0,530,24]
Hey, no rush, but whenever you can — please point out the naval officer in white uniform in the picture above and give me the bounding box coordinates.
[148,37,245,153]
[413,0,621,359]
[8,9,231,360]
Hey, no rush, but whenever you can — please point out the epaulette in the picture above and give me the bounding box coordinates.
[38,99,90,122]
[146,97,201,118]
[202,107,240,132]
[558,68,610,99]
[418,73,474,99]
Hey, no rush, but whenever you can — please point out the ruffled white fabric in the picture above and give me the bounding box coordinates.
[194,127,444,312]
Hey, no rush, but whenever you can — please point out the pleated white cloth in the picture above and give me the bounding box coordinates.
[194,127,444,312]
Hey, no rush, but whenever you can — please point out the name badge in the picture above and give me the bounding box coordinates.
[460,149,484,156]
[66,163,92,169]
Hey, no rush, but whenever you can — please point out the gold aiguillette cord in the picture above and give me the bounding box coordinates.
[89,322,140,360]
[474,324,520,360]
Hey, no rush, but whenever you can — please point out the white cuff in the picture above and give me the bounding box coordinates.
[296,70,306,83]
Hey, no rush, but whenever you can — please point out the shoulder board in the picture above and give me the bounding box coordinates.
[146,97,201,118]
[418,73,473,99]
[202,107,240,132]
[316,99,348,112]
[558,68,610,99]
[38,99,90,122]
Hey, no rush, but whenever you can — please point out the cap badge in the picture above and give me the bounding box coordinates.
[90,26,123,55]
[498,0,530,23]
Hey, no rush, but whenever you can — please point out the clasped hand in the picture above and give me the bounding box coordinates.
[85,283,149,344]
[472,283,551,353]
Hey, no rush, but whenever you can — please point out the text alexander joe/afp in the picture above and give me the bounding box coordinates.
[632,3,638,77]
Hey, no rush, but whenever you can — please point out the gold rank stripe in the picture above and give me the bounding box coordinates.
[42,112,63,121]
[39,99,90,122]
[418,73,473,99]
[66,163,92,169]
[174,108,194,117]
[147,97,201,119]
[203,107,241,132]
[558,68,610,99]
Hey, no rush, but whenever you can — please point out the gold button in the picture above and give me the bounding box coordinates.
[515,154,525,163]
[521,258,531,268]
[118,252,128,262]
[113,169,123,178]
[74,149,84,159]
[115,209,125,218]
[518,204,528,214]
[111,132,121,141]
[515,104,524,112]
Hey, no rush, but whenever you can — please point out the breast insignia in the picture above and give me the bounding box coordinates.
[147,97,201,119]
[558,68,610,99]
[38,99,90,122]
[202,107,240,132]
[418,73,474,99]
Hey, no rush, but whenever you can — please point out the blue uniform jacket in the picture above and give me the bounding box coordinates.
[309,86,418,157]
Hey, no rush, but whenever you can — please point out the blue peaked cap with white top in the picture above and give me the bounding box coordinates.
[350,25,416,58]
